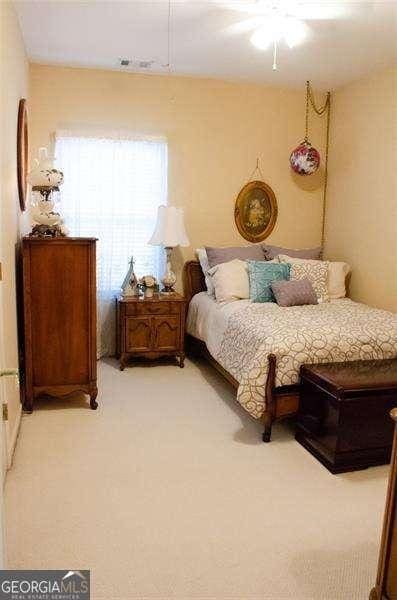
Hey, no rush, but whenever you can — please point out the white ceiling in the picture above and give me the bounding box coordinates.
[14,0,397,90]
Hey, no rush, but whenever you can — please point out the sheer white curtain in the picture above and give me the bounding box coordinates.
[55,132,168,356]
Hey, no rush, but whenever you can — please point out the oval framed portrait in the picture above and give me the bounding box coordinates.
[234,180,278,243]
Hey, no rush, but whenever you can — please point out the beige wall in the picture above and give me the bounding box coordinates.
[0,3,29,466]
[29,64,326,280]
[325,67,397,313]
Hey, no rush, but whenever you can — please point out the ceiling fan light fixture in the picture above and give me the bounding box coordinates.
[250,25,276,50]
[283,17,309,48]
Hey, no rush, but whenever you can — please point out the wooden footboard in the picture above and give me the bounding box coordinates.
[263,353,300,441]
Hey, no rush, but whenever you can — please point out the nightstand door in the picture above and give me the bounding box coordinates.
[125,317,152,351]
[152,316,180,351]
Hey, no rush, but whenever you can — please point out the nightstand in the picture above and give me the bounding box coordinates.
[116,293,186,370]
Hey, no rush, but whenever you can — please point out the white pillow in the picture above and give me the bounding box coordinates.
[278,254,350,299]
[327,261,351,299]
[278,255,329,302]
[196,248,214,296]
[208,259,249,303]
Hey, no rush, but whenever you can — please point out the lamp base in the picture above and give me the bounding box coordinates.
[162,247,177,294]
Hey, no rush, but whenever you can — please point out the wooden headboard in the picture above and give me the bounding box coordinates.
[183,260,205,303]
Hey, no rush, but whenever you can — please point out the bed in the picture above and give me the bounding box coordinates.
[183,260,397,442]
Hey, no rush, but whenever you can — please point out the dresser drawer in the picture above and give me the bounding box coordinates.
[124,301,180,316]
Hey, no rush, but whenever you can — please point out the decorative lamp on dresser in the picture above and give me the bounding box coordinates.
[370,408,397,600]
[21,237,98,411]
[116,293,186,370]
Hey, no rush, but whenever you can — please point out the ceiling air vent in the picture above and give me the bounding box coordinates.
[118,58,155,70]
[138,60,154,69]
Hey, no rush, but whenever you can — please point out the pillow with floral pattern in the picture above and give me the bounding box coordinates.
[278,255,329,302]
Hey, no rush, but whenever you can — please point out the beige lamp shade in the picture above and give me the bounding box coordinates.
[148,205,189,248]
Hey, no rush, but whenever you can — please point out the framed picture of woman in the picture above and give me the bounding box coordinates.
[234,180,278,243]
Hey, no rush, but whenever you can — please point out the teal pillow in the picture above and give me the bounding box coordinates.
[248,261,290,303]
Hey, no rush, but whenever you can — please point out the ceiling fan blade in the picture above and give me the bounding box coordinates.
[216,1,273,16]
[218,1,355,20]
[281,1,352,20]
[224,16,267,35]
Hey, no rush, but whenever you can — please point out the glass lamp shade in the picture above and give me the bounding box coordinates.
[148,205,189,248]
[290,140,320,176]
[27,146,64,188]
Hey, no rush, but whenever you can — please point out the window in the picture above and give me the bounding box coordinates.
[55,133,168,355]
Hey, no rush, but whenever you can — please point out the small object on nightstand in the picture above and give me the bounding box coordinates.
[116,293,186,370]
[138,275,158,299]
[121,256,139,297]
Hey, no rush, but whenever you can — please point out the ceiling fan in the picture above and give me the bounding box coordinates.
[221,1,355,70]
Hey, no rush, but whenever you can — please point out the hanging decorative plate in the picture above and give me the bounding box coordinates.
[17,98,29,211]
[290,140,320,176]
[234,180,278,243]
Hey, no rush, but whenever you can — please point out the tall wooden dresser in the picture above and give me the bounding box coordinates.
[371,408,397,600]
[22,237,98,411]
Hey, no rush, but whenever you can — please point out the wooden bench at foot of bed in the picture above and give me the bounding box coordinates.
[183,260,300,442]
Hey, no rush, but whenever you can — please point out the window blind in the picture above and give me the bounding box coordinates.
[54,133,168,355]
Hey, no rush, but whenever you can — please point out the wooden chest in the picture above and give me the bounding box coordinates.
[296,359,397,473]
[22,237,98,411]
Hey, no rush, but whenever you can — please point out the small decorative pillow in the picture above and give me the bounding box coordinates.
[271,278,318,307]
[196,248,215,296]
[208,259,249,303]
[262,244,321,261]
[247,261,290,303]
[205,244,265,268]
[278,255,329,302]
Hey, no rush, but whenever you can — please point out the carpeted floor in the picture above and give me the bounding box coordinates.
[5,358,388,600]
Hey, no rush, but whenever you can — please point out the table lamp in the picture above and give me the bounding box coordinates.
[148,205,189,293]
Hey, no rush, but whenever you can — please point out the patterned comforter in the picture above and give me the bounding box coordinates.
[190,297,397,419]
